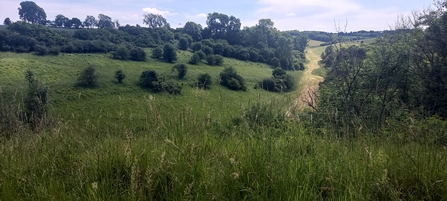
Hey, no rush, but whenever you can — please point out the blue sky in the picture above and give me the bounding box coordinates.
[1,0,432,31]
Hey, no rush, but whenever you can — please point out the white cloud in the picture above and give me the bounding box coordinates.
[142,7,176,16]
[286,12,295,16]
[185,13,207,19]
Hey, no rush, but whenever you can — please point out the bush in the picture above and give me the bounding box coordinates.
[34,44,48,56]
[77,66,98,88]
[115,69,126,83]
[152,47,163,59]
[191,42,202,51]
[258,68,295,92]
[178,38,189,50]
[171,63,187,79]
[140,70,160,89]
[270,57,280,67]
[202,46,213,55]
[196,51,206,60]
[189,53,201,65]
[130,47,146,61]
[113,46,130,60]
[206,55,224,66]
[197,73,212,89]
[219,67,246,91]
[163,44,177,63]
[163,80,182,95]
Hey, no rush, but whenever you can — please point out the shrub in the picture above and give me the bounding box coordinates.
[191,42,202,51]
[270,57,280,67]
[202,46,213,56]
[163,44,177,63]
[196,51,206,60]
[178,37,189,50]
[206,55,224,66]
[258,68,295,92]
[189,53,201,65]
[219,67,246,91]
[163,80,182,95]
[130,47,146,61]
[77,66,98,88]
[171,64,187,79]
[24,70,49,131]
[152,47,163,59]
[115,69,126,83]
[140,70,159,89]
[197,73,212,89]
[113,46,130,60]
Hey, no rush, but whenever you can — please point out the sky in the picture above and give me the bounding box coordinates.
[0,0,433,32]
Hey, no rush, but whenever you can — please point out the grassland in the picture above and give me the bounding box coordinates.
[1,48,447,200]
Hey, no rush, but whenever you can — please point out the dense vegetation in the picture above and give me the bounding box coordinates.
[1,0,447,200]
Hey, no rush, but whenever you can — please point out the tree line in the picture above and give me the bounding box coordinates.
[1,1,308,71]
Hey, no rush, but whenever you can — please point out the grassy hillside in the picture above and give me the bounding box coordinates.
[1,49,447,200]
[0,49,302,122]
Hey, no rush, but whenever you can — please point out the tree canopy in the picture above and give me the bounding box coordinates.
[18,1,47,25]
[143,13,168,29]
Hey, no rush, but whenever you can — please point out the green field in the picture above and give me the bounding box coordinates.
[1,49,447,200]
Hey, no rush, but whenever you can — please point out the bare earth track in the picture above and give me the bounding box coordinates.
[286,48,324,116]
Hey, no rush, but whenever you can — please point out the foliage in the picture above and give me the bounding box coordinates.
[83,15,96,28]
[24,70,49,131]
[259,68,295,92]
[18,1,47,25]
[143,13,168,29]
[151,47,163,59]
[139,70,160,89]
[129,47,146,61]
[178,37,189,50]
[189,53,201,64]
[197,73,212,89]
[4,17,12,25]
[77,66,98,88]
[219,67,246,91]
[112,45,130,60]
[114,69,126,83]
[163,44,177,63]
[206,54,224,66]
[171,63,187,79]
[97,14,114,29]
[162,80,182,95]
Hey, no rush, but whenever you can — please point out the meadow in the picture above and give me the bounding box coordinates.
[1,47,447,200]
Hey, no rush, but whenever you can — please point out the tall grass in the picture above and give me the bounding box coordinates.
[1,98,446,200]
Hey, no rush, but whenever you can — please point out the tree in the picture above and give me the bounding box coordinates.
[183,21,202,41]
[143,13,167,29]
[129,47,147,61]
[97,14,114,29]
[18,1,47,25]
[113,46,130,60]
[152,47,163,59]
[115,69,126,83]
[55,14,67,27]
[63,18,72,28]
[163,44,177,63]
[178,37,189,50]
[171,63,187,79]
[4,17,11,25]
[77,66,98,88]
[197,73,212,89]
[84,15,96,28]
[270,57,280,67]
[71,18,82,29]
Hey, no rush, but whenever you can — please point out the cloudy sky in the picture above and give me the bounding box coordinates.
[1,0,432,31]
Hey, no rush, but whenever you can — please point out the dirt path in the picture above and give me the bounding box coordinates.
[286,48,324,116]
